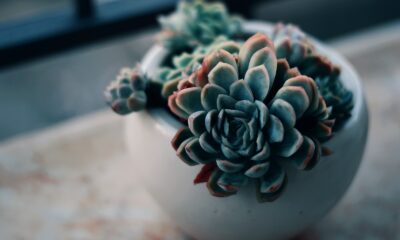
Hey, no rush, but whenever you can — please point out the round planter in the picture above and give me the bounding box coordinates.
[125,22,369,240]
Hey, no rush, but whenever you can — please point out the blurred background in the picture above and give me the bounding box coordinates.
[0,1,399,239]
[0,0,399,140]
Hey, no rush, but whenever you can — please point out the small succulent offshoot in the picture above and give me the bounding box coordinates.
[105,66,163,115]
[105,66,148,115]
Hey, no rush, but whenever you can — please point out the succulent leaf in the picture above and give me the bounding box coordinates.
[217,172,248,192]
[176,137,199,166]
[304,137,322,170]
[238,33,274,76]
[162,78,181,98]
[255,100,269,128]
[201,84,227,110]
[217,94,237,110]
[245,162,270,178]
[275,128,304,157]
[274,86,310,118]
[248,47,277,82]
[168,92,190,119]
[194,163,217,184]
[290,136,316,170]
[229,80,254,102]
[208,62,239,91]
[244,65,270,101]
[207,169,237,197]
[176,87,203,116]
[250,144,270,162]
[171,127,194,150]
[270,99,296,127]
[188,111,207,136]
[199,132,220,154]
[216,159,244,173]
[185,138,215,164]
[284,76,319,114]
[221,144,241,160]
[196,49,238,87]
[266,115,284,143]
[257,163,287,202]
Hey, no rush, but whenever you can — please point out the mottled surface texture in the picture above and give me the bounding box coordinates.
[0,23,399,239]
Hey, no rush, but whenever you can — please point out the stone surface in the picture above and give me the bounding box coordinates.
[0,22,399,239]
[0,112,190,240]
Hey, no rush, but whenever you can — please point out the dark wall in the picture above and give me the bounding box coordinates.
[250,0,400,39]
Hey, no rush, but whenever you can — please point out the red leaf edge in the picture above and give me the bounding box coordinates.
[193,163,217,185]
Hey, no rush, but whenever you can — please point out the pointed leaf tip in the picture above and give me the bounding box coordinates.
[176,87,203,115]
[194,163,217,184]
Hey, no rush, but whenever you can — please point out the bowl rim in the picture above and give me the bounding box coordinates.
[139,21,364,139]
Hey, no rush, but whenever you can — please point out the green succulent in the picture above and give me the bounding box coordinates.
[271,23,314,67]
[105,66,148,115]
[272,23,353,123]
[157,37,241,98]
[315,69,353,125]
[158,0,242,52]
[169,33,333,202]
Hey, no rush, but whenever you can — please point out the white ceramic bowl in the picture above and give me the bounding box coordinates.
[125,22,369,240]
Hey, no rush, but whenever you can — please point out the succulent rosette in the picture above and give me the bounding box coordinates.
[158,0,242,52]
[105,66,148,115]
[271,23,314,67]
[105,66,165,115]
[272,23,353,124]
[169,33,333,202]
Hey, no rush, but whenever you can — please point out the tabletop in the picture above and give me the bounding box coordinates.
[0,21,399,240]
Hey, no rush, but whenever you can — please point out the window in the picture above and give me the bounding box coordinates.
[0,0,178,69]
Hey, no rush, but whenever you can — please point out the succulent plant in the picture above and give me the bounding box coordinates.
[103,0,356,203]
[272,23,314,67]
[105,66,148,115]
[157,37,241,98]
[315,70,353,125]
[158,0,242,52]
[272,23,353,123]
[105,66,165,115]
[169,33,333,202]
